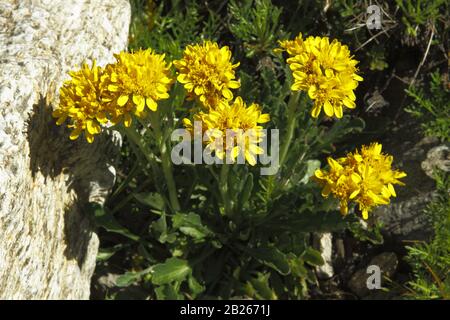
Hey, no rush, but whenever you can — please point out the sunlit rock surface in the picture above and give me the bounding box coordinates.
[0,0,130,299]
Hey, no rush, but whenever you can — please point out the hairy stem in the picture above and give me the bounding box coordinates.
[219,164,232,217]
[279,91,300,167]
[149,112,181,212]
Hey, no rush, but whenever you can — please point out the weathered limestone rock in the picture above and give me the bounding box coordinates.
[313,233,334,279]
[0,0,130,299]
[374,136,443,241]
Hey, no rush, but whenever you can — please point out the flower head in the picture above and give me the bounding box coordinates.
[183,97,270,165]
[174,41,240,109]
[104,49,173,127]
[313,143,406,219]
[278,34,363,118]
[52,61,108,143]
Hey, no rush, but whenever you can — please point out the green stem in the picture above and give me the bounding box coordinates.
[124,129,164,198]
[109,160,139,201]
[264,91,300,202]
[123,125,155,164]
[149,112,181,212]
[161,141,181,212]
[219,164,231,217]
[279,91,300,167]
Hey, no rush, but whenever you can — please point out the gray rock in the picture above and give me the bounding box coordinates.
[313,233,334,279]
[0,0,130,299]
[97,273,120,289]
[348,252,398,298]
[374,136,441,241]
[370,252,398,278]
[421,144,450,178]
[375,192,435,241]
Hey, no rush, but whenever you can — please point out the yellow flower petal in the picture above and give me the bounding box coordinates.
[146,97,157,111]
[257,114,270,123]
[249,144,264,155]
[222,88,233,100]
[334,105,343,118]
[55,116,67,126]
[388,183,396,197]
[362,209,369,220]
[231,146,240,160]
[349,189,360,199]
[86,133,94,143]
[228,80,240,89]
[291,82,302,91]
[86,119,101,134]
[69,130,81,140]
[132,95,145,112]
[315,169,326,179]
[308,86,317,99]
[311,104,321,118]
[323,100,334,117]
[117,95,129,107]
[245,150,257,166]
[108,84,119,92]
[340,201,348,215]
[183,118,192,127]
[124,113,132,127]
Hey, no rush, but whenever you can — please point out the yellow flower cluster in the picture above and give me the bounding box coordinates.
[176,41,270,165]
[104,50,172,127]
[174,41,240,109]
[278,33,363,118]
[53,49,172,143]
[53,61,109,143]
[313,143,406,219]
[183,97,270,165]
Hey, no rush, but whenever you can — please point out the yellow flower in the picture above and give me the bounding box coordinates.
[174,41,240,109]
[52,60,108,143]
[313,143,406,219]
[278,34,363,118]
[183,97,270,165]
[104,49,173,127]
[275,35,305,56]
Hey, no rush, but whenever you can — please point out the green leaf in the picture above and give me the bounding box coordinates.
[239,173,254,208]
[133,192,165,211]
[350,221,384,245]
[151,257,191,285]
[150,214,177,243]
[172,212,212,240]
[287,252,308,277]
[96,245,124,261]
[88,203,140,242]
[96,217,139,241]
[150,214,167,236]
[248,273,277,299]
[302,247,324,266]
[116,268,152,287]
[155,283,184,300]
[247,247,291,275]
[188,275,205,296]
